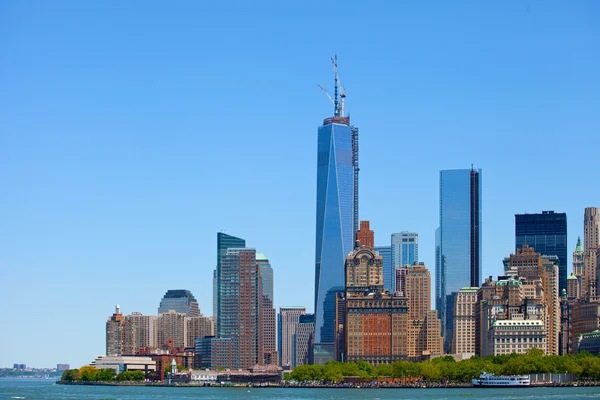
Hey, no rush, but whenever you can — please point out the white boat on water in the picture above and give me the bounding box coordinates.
[472,372,530,387]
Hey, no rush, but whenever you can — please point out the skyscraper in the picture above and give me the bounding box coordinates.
[157,290,200,317]
[436,168,482,351]
[314,57,358,362]
[257,254,277,364]
[515,211,567,293]
[583,207,599,298]
[218,248,260,369]
[215,232,246,331]
[374,245,392,293]
[106,305,124,356]
[157,310,187,348]
[278,306,306,367]
[391,232,419,294]
[293,314,315,367]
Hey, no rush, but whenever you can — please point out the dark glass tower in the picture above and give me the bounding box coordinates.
[515,211,567,293]
[157,289,200,317]
[435,168,482,352]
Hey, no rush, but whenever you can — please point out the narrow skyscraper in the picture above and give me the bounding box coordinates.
[214,232,246,331]
[515,211,567,293]
[436,168,482,352]
[391,231,419,294]
[314,57,358,363]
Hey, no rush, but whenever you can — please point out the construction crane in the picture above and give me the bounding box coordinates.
[318,84,334,106]
[319,55,347,117]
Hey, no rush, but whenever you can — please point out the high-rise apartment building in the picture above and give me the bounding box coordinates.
[314,58,359,363]
[218,248,260,369]
[374,245,392,293]
[123,313,157,355]
[451,287,478,355]
[106,305,124,356]
[582,207,599,298]
[278,306,306,367]
[356,221,374,248]
[157,310,187,348]
[215,232,246,331]
[186,315,214,349]
[157,290,200,317]
[404,263,443,358]
[436,168,482,351]
[293,314,315,367]
[391,232,418,295]
[515,211,567,294]
[343,244,409,364]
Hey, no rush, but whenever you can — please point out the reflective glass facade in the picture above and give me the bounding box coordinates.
[374,246,392,292]
[157,289,201,317]
[515,211,567,293]
[391,232,419,293]
[215,233,245,331]
[314,121,355,348]
[435,169,481,351]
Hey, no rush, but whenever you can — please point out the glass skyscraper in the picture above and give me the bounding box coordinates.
[435,168,481,351]
[314,116,356,360]
[215,232,245,332]
[391,232,419,293]
[374,245,392,292]
[157,289,201,317]
[515,211,567,293]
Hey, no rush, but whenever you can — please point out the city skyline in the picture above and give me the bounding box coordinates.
[2,2,599,368]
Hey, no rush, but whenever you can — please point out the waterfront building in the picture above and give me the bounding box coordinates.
[157,290,200,318]
[218,248,260,369]
[451,287,478,355]
[90,355,156,375]
[405,263,443,358]
[195,336,234,370]
[215,232,246,331]
[356,220,374,248]
[436,168,482,352]
[515,211,567,294]
[278,306,306,367]
[504,245,560,355]
[293,314,315,367]
[570,302,600,352]
[582,207,599,299]
[56,363,70,372]
[374,245,392,293]
[123,312,157,355]
[106,304,125,356]
[186,315,214,349]
[157,310,187,348]
[343,244,408,364]
[391,232,418,294]
[488,319,547,355]
[575,329,600,355]
[314,58,359,363]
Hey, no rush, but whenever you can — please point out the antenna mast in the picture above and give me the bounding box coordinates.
[332,55,339,116]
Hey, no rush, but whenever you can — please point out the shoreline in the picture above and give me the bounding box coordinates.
[56,381,600,389]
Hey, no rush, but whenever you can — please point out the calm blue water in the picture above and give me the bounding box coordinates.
[1,379,599,400]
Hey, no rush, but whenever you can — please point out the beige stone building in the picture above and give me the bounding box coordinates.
[278,306,305,367]
[489,319,546,355]
[106,305,125,356]
[157,310,187,348]
[583,207,600,299]
[186,314,214,349]
[123,312,157,355]
[452,287,478,354]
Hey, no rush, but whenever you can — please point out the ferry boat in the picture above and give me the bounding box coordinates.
[472,372,530,387]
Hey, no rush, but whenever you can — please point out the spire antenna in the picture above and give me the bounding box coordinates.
[332,55,339,117]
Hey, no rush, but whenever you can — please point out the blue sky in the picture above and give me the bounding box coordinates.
[1,1,599,368]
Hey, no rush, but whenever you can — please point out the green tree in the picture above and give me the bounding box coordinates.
[61,369,79,382]
[78,366,99,382]
[96,368,116,381]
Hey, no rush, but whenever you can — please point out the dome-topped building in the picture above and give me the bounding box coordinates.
[158,289,200,317]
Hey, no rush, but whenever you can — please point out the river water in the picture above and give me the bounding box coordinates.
[1,379,599,399]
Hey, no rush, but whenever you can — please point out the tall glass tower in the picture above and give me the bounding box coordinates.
[435,168,481,352]
[314,57,358,363]
[215,232,245,332]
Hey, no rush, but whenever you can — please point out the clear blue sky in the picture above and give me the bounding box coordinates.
[1,1,598,368]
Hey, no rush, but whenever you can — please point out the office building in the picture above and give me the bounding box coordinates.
[573,237,584,295]
[215,232,246,331]
[293,314,315,367]
[374,245,392,293]
[257,253,277,364]
[278,306,306,367]
[436,168,482,351]
[582,207,599,298]
[195,337,234,370]
[157,310,187,348]
[157,290,200,318]
[106,305,125,356]
[343,244,409,364]
[404,263,444,358]
[452,287,478,355]
[356,220,374,248]
[56,363,70,372]
[314,57,359,363]
[515,210,567,294]
[391,232,418,294]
